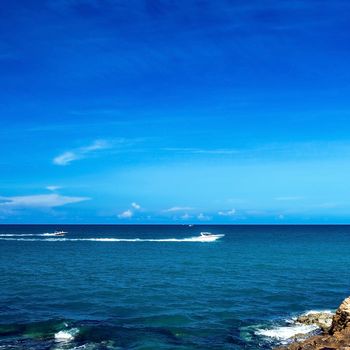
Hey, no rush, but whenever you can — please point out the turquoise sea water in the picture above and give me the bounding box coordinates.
[0,225,349,349]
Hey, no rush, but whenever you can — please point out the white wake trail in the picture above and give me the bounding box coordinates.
[0,233,52,237]
[0,236,224,243]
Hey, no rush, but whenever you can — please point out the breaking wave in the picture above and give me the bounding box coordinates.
[301,310,333,316]
[254,309,333,345]
[54,328,79,342]
[255,323,319,343]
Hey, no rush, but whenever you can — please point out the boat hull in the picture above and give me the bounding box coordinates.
[196,234,225,242]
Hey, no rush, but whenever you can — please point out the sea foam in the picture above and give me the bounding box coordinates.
[256,324,318,343]
[54,328,79,342]
[255,309,333,344]
[302,310,333,316]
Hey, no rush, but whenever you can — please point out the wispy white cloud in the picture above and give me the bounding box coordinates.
[118,209,133,219]
[0,193,89,209]
[197,213,212,221]
[180,213,192,220]
[218,208,236,216]
[164,206,195,212]
[131,202,141,210]
[117,202,142,219]
[53,152,78,166]
[160,141,350,163]
[46,185,61,191]
[53,139,111,166]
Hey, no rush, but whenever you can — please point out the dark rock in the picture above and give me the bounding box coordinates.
[329,298,350,335]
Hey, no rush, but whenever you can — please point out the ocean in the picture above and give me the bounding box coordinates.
[0,225,349,349]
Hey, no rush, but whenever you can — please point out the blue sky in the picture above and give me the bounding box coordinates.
[1,0,350,223]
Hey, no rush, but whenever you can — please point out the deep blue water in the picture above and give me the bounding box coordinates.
[0,225,349,349]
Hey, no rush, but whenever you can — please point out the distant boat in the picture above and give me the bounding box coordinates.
[43,231,67,237]
[198,232,224,242]
[53,231,67,236]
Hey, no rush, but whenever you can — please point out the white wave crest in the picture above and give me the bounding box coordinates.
[54,328,79,342]
[255,309,334,345]
[256,323,318,343]
[302,309,333,316]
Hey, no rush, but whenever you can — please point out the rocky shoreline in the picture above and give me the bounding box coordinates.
[275,297,350,350]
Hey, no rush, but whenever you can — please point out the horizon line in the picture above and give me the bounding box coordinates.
[1,223,350,226]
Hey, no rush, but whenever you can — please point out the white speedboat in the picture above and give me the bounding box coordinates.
[53,231,67,236]
[43,231,67,236]
[198,232,225,242]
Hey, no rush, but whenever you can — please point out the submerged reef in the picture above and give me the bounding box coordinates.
[276,297,350,350]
